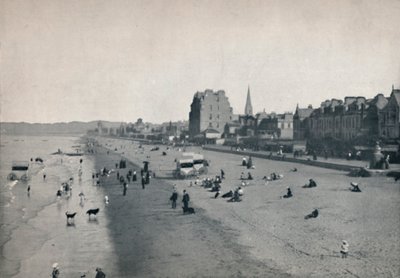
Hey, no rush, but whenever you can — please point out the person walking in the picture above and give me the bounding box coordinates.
[170,189,178,209]
[182,190,190,211]
[220,169,225,179]
[95,267,106,278]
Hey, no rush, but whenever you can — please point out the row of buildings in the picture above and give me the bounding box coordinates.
[188,86,400,145]
[96,118,189,142]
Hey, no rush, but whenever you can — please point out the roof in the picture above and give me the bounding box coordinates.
[201,128,220,134]
[393,90,400,105]
[295,108,314,119]
[369,94,388,110]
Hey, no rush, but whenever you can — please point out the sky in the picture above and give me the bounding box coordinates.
[1,0,400,124]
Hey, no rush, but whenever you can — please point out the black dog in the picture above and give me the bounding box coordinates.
[182,207,195,214]
[86,208,100,218]
[65,212,77,223]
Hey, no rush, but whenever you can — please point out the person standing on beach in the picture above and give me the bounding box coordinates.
[27,185,31,196]
[182,190,190,210]
[221,169,225,179]
[170,189,178,209]
[340,240,349,258]
[141,175,146,189]
[133,171,137,182]
[123,182,128,196]
[43,173,46,180]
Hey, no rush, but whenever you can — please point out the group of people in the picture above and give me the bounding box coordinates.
[240,172,253,180]
[169,188,190,211]
[262,172,283,181]
[242,156,253,169]
[51,264,106,278]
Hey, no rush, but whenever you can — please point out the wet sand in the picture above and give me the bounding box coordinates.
[99,137,400,278]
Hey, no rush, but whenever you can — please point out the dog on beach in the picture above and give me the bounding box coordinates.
[182,207,195,214]
[86,208,100,218]
[65,212,77,223]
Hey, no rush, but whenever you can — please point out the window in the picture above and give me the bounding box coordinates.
[210,105,212,111]
[209,122,212,127]
[209,114,212,120]
[217,114,220,119]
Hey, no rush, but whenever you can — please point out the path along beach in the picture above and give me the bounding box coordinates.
[1,135,399,277]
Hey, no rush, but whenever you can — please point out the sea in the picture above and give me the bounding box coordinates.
[0,134,115,277]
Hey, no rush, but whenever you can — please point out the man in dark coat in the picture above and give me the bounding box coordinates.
[170,189,178,209]
[182,190,190,210]
[95,267,106,278]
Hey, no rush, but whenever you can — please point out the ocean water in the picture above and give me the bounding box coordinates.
[0,135,114,277]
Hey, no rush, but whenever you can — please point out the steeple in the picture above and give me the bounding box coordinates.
[244,85,253,115]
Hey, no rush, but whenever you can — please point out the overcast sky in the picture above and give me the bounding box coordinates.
[1,0,400,123]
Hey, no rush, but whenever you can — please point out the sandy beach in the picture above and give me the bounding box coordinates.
[1,135,399,277]
[97,136,400,277]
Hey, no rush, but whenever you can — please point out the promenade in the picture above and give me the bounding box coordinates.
[203,144,400,172]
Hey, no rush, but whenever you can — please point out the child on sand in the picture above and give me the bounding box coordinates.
[340,240,349,258]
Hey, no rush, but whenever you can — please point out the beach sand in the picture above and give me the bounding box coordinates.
[88,144,287,277]
[3,136,399,277]
[97,137,400,277]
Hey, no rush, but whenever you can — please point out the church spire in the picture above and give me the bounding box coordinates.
[244,85,253,115]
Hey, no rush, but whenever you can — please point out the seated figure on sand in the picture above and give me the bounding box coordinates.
[229,187,243,202]
[304,209,319,219]
[282,187,293,198]
[303,179,317,188]
[350,182,361,192]
[222,190,233,198]
[263,173,283,181]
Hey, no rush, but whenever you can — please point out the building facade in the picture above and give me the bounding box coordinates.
[257,113,294,140]
[379,88,400,139]
[189,89,233,138]
[306,93,392,142]
[293,105,313,140]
